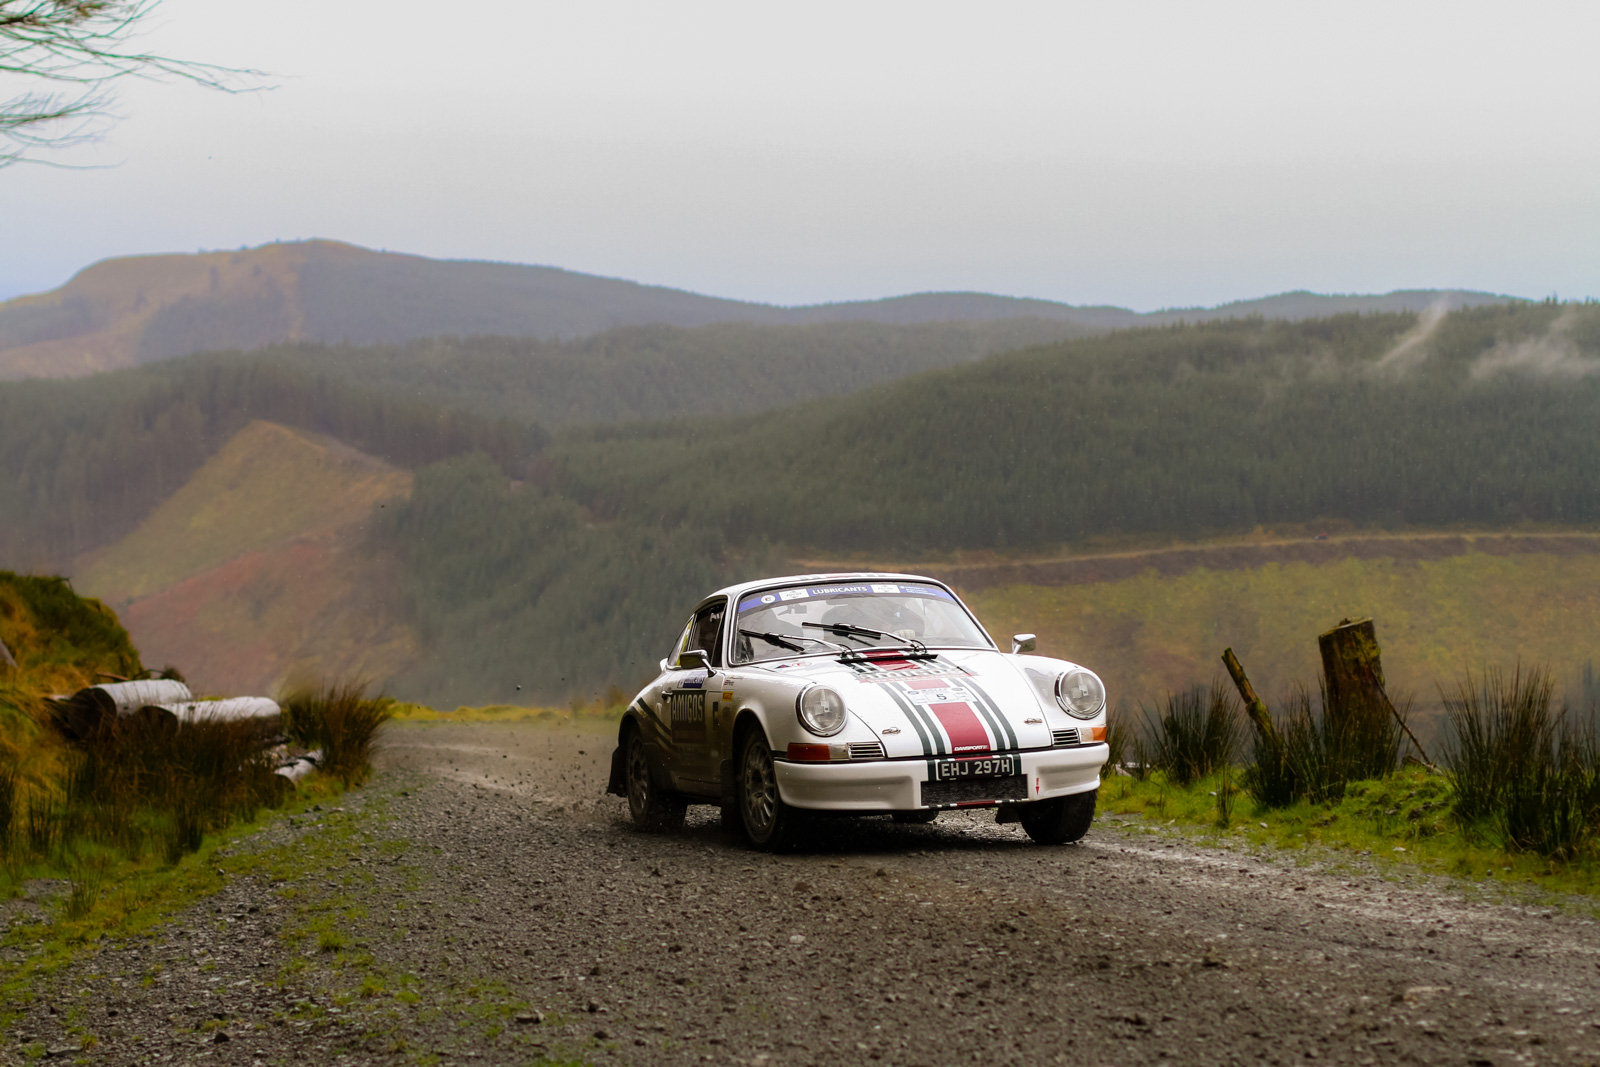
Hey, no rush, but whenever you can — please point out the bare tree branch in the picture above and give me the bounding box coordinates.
[1,0,264,166]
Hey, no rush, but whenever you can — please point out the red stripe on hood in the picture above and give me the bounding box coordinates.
[928,701,990,753]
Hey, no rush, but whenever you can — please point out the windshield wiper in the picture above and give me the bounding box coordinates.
[738,628,845,654]
[802,622,928,655]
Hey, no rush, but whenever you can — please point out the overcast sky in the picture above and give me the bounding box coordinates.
[3,0,1597,308]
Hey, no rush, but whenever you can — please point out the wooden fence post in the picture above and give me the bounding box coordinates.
[1221,647,1276,747]
[1317,617,1431,764]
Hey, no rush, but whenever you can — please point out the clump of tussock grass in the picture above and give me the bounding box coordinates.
[1443,665,1600,859]
[1103,708,1130,775]
[1243,678,1406,808]
[53,709,284,865]
[1138,680,1239,788]
[281,681,393,786]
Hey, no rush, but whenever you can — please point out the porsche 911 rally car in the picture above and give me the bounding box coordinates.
[605,573,1110,850]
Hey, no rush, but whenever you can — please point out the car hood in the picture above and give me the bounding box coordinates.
[754,647,1065,759]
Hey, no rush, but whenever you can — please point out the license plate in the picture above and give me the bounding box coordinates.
[930,755,1017,781]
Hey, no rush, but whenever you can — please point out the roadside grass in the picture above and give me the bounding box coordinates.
[0,774,347,1002]
[1099,766,1600,897]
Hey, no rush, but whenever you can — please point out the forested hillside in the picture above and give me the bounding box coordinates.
[6,301,1597,705]
[382,302,1600,702]
[0,358,544,567]
[551,303,1600,548]
[258,318,1094,425]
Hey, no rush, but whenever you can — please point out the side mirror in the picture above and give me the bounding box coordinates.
[676,648,711,671]
[1011,634,1037,655]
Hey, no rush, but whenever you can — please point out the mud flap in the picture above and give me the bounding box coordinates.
[605,746,626,797]
[995,803,1022,824]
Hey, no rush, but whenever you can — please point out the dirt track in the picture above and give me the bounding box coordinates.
[14,720,1600,1066]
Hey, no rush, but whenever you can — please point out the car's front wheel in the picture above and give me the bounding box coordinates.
[625,726,685,833]
[737,729,801,851]
[1019,790,1096,844]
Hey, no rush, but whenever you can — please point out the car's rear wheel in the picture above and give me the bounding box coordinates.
[737,729,800,851]
[625,726,685,833]
[1019,790,1096,845]
[892,810,939,824]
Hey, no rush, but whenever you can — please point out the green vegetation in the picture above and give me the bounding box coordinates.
[281,681,394,786]
[1244,682,1406,807]
[1114,663,1600,891]
[0,572,389,987]
[1442,666,1600,860]
[1135,681,1239,787]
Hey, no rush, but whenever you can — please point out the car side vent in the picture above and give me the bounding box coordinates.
[1052,728,1080,746]
[848,741,886,760]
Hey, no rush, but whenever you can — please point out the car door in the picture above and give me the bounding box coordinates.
[662,599,726,791]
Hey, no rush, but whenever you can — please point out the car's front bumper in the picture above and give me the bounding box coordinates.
[773,743,1108,811]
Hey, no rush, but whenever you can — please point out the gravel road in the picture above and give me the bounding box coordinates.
[10,719,1600,1066]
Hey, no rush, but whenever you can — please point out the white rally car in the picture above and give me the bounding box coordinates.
[605,573,1110,850]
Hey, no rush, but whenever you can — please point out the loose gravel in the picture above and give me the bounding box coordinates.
[8,719,1600,1066]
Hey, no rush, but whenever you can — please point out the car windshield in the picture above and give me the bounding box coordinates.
[730,581,991,665]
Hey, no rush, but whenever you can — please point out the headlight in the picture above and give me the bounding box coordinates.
[1056,668,1106,719]
[796,685,848,736]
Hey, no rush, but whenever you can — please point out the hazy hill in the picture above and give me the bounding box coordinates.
[0,238,1520,378]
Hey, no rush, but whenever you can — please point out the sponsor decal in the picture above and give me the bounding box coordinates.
[678,670,708,690]
[664,687,707,743]
[721,690,734,701]
[737,582,958,613]
[846,655,968,681]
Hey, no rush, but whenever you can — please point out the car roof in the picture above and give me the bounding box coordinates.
[702,572,950,605]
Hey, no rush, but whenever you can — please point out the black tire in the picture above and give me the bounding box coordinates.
[1018,790,1096,845]
[736,729,801,851]
[892,810,939,825]
[625,727,686,833]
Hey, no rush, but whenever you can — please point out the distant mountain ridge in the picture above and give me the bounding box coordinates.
[0,238,1522,379]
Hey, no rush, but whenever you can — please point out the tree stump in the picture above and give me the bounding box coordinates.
[1318,617,1388,722]
[1318,616,1431,764]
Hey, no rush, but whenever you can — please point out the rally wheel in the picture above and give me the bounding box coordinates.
[625,727,685,833]
[737,729,801,851]
[1019,790,1096,845]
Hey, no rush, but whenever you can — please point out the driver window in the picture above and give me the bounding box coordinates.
[688,601,726,667]
[670,618,694,665]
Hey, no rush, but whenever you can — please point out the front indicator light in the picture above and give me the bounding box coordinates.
[1090,726,1107,742]
[786,743,851,761]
